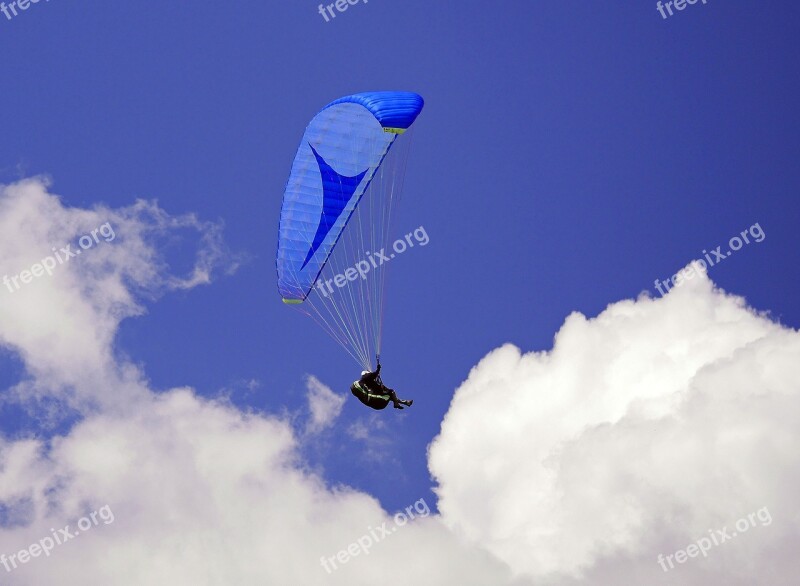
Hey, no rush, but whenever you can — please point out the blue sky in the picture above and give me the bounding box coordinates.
[1,2,799,584]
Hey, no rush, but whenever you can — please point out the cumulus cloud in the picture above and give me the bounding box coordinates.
[429,267,800,585]
[1,177,797,585]
[0,178,520,586]
[1,387,523,585]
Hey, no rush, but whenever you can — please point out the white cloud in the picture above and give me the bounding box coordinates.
[305,375,345,434]
[0,178,237,412]
[0,178,520,586]
[346,415,395,464]
[0,387,522,585]
[2,178,798,585]
[429,268,800,584]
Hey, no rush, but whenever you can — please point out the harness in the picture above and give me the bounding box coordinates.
[351,381,391,410]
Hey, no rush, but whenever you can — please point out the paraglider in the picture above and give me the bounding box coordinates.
[350,361,413,410]
[276,92,424,383]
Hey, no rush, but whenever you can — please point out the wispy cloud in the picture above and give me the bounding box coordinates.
[304,375,345,435]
